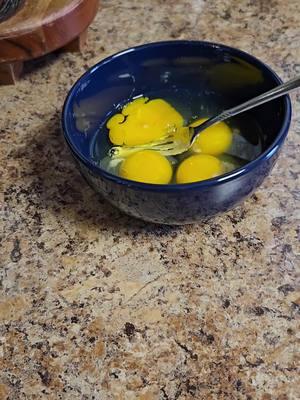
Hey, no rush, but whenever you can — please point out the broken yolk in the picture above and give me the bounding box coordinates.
[119,150,173,184]
[107,97,184,147]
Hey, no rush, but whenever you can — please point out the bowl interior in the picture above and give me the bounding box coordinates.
[63,41,287,177]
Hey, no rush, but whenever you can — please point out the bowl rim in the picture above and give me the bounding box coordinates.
[62,39,292,192]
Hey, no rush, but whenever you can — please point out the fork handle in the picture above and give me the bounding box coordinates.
[191,75,300,144]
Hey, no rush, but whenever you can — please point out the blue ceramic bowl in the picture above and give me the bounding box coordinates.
[62,40,291,224]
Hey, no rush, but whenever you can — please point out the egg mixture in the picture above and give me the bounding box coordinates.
[98,96,260,185]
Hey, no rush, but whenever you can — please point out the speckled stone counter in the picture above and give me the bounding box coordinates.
[1,1,299,399]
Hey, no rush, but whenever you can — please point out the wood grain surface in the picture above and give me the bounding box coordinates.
[0,0,99,63]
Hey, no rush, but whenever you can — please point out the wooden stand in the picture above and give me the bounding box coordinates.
[0,61,23,84]
[0,0,99,84]
[62,29,88,53]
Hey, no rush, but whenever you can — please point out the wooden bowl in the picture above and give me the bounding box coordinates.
[0,0,99,84]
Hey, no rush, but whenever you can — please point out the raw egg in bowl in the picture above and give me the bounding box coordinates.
[62,41,291,224]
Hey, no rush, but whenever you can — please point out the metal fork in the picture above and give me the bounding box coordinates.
[189,75,300,147]
[110,76,300,158]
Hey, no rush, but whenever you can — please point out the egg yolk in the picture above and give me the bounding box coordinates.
[106,113,125,129]
[122,97,149,116]
[190,118,232,155]
[107,97,184,147]
[119,150,173,184]
[176,154,223,184]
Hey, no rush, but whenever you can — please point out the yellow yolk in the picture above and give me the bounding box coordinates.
[107,97,184,147]
[119,150,173,184]
[176,154,223,184]
[190,118,232,155]
[106,113,125,129]
[122,97,149,115]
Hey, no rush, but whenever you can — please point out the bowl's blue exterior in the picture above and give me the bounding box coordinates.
[62,41,291,225]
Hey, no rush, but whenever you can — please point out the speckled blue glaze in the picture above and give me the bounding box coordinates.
[62,40,291,224]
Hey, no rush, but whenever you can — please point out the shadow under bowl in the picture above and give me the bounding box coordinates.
[62,40,291,225]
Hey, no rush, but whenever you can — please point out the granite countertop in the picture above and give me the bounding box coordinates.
[1,0,299,399]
